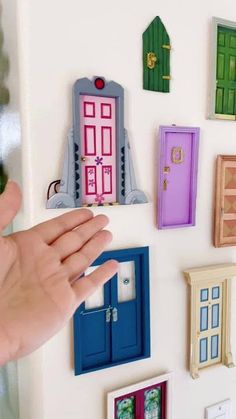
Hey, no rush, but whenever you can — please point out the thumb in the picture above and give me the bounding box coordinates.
[0,181,22,232]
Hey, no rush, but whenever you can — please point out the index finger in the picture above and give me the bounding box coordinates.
[31,209,94,243]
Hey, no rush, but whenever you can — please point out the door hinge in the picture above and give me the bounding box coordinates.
[162,44,171,50]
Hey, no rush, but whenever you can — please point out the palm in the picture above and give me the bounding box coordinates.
[0,182,118,364]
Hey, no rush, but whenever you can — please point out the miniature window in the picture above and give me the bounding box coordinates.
[116,396,135,418]
[212,304,219,328]
[200,338,208,363]
[211,335,219,359]
[200,288,209,302]
[212,286,220,299]
[118,261,136,302]
[200,307,208,331]
[85,266,104,309]
[144,387,161,419]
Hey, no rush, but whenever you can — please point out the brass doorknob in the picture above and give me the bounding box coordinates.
[81,156,86,162]
[147,52,157,69]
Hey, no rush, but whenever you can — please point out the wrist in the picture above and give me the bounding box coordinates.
[0,324,13,366]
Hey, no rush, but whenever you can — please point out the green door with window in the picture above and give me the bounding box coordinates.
[143,17,171,93]
[215,25,236,118]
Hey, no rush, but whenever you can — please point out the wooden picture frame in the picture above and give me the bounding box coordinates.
[209,17,236,120]
[184,264,236,379]
[157,125,200,229]
[214,155,236,247]
[73,247,150,375]
[107,372,173,419]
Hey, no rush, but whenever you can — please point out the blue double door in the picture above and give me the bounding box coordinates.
[74,247,150,375]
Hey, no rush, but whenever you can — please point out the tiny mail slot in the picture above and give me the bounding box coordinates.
[157,126,200,229]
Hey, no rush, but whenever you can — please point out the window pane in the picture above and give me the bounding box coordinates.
[212,304,219,328]
[212,286,220,299]
[85,266,104,309]
[200,288,208,302]
[144,387,161,419]
[199,338,208,363]
[116,396,135,419]
[211,335,219,359]
[200,307,208,331]
[118,261,136,302]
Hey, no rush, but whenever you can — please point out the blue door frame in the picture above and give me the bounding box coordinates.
[73,247,150,375]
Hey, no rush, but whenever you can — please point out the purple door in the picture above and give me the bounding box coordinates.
[157,126,200,229]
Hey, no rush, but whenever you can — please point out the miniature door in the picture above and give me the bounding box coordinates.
[74,77,124,206]
[107,373,173,419]
[73,247,150,375]
[214,155,236,247]
[184,264,236,379]
[80,95,116,205]
[210,18,236,120]
[46,77,148,208]
[143,17,171,92]
[157,126,200,229]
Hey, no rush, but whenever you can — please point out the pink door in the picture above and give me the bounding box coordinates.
[80,95,116,205]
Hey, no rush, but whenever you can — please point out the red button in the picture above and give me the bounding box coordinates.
[95,78,105,89]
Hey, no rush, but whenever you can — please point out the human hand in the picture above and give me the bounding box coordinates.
[0,182,118,365]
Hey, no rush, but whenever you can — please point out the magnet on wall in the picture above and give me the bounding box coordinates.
[157,125,200,229]
[143,17,171,93]
[46,77,148,209]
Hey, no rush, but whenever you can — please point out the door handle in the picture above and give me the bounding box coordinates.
[163,166,170,174]
[112,307,118,322]
[106,308,111,323]
[147,52,157,69]
[81,306,111,317]
[81,156,87,162]
[163,179,168,191]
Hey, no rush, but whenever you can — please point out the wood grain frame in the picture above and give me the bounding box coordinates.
[214,155,236,247]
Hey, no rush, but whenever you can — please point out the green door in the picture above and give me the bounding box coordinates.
[143,17,171,92]
[215,26,236,118]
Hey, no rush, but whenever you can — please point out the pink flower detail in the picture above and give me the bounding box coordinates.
[95,194,105,204]
[88,179,95,187]
[104,167,111,175]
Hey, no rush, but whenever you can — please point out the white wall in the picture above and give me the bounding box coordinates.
[3,0,236,418]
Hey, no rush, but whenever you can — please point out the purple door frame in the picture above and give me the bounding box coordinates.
[157,125,200,229]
